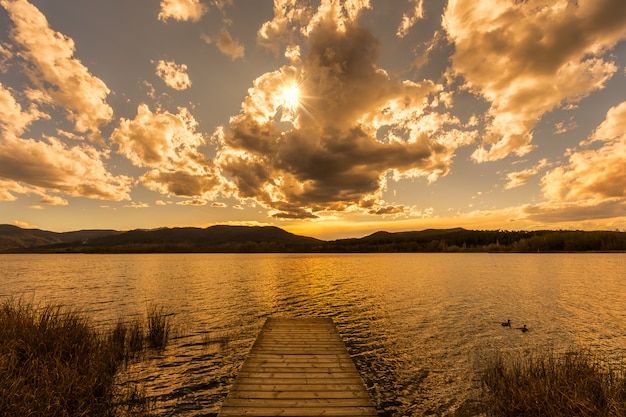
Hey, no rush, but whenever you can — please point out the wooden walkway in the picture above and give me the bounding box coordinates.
[218,317,377,416]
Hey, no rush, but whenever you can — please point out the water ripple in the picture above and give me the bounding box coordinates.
[2,253,626,416]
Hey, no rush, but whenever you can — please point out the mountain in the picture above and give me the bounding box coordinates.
[0,224,117,252]
[78,225,322,250]
[2,225,625,253]
[0,225,322,253]
[359,228,467,241]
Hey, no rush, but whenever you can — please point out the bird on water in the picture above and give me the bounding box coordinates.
[519,324,528,332]
[501,319,511,327]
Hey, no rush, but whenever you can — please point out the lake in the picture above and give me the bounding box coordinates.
[1,253,625,416]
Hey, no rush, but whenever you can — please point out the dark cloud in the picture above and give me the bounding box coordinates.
[0,135,131,200]
[218,7,467,218]
[524,199,626,223]
[142,169,222,197]
[369,205,406,215]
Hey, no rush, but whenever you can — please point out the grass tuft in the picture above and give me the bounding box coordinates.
[146,305,170,350]
[479,348,626,417]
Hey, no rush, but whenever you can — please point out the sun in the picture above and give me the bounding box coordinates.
[278,82,301,112]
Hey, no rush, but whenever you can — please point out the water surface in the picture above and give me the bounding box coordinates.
[1,253,625,416]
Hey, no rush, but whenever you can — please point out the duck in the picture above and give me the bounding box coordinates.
[501,319,511,327]
[519,324,528,332]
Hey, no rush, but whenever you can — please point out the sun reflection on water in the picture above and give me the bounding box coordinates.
[1,253,625,416]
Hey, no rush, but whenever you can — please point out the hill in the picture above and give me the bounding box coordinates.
[73,225,323,252]
[1,225,625,253]
[0,224,117,252]
[0,225,322,253]
[325,228,626,252]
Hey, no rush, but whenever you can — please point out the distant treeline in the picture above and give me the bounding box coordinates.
[27,229,626,253]
[324,229,626,253]
[3,224,626,253]
[47,241,318,254]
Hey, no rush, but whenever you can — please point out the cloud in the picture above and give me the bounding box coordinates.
[202,29,245,60]
[0,82,48,136]
[0,179,24,201]
[0,1,130,205]
[541,101,626,202]
[443,0,626,162]
[369,205,407,215]
[10,220,35,229]
[523,198,626,224]
[257,0,372,54]
[39,195,68,206]
[554,118,577,135]
[177,198,207,206]
[111,104,224,198]
[0,134,132,200]
[158,0,208,22]
[124,202,149,209]
[397,0,424,38]
[303,0,371,36]
[504,158,549,190]
[587,100,626,145]
[257,0,311,54]
[217,3,475,219]
[112,104,203,166]
[0,42,12,71]
[154,59,192,90]
[520,101,626,225]
[413,30,445,69]
[1,0,114,137]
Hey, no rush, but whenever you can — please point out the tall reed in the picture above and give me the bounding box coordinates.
[479,348,626,417]
[0,299,168,416]
[146,305,170,350]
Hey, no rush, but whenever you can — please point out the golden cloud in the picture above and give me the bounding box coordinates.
[0,82,48,136]
[443,0,626,162]
[397,0,424,38]
[504,159,549,190]
[541,101,626,201]
[111,104,224,199]
[1,0,113,137]
[203,29,245,60]
[154,59,192,90]
[158,0,208,22]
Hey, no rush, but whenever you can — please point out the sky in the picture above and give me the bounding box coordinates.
[1,0,626,240]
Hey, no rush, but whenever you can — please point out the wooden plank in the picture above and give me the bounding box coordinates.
[218,407,377,417]
[223,398,375,407]
[226,390,371,400]
[240,366,357,373]
[232,376,369,386]
[218,317,377,417]
[245,354,353,361]
[228,384,371,392]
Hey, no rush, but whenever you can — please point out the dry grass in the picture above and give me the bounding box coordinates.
[0,299,171,416]
[479,348,626,417]
[146,306,170,350]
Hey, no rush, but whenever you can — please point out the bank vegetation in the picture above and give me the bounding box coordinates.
[479,348,626,416]
[0,299,170,416]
